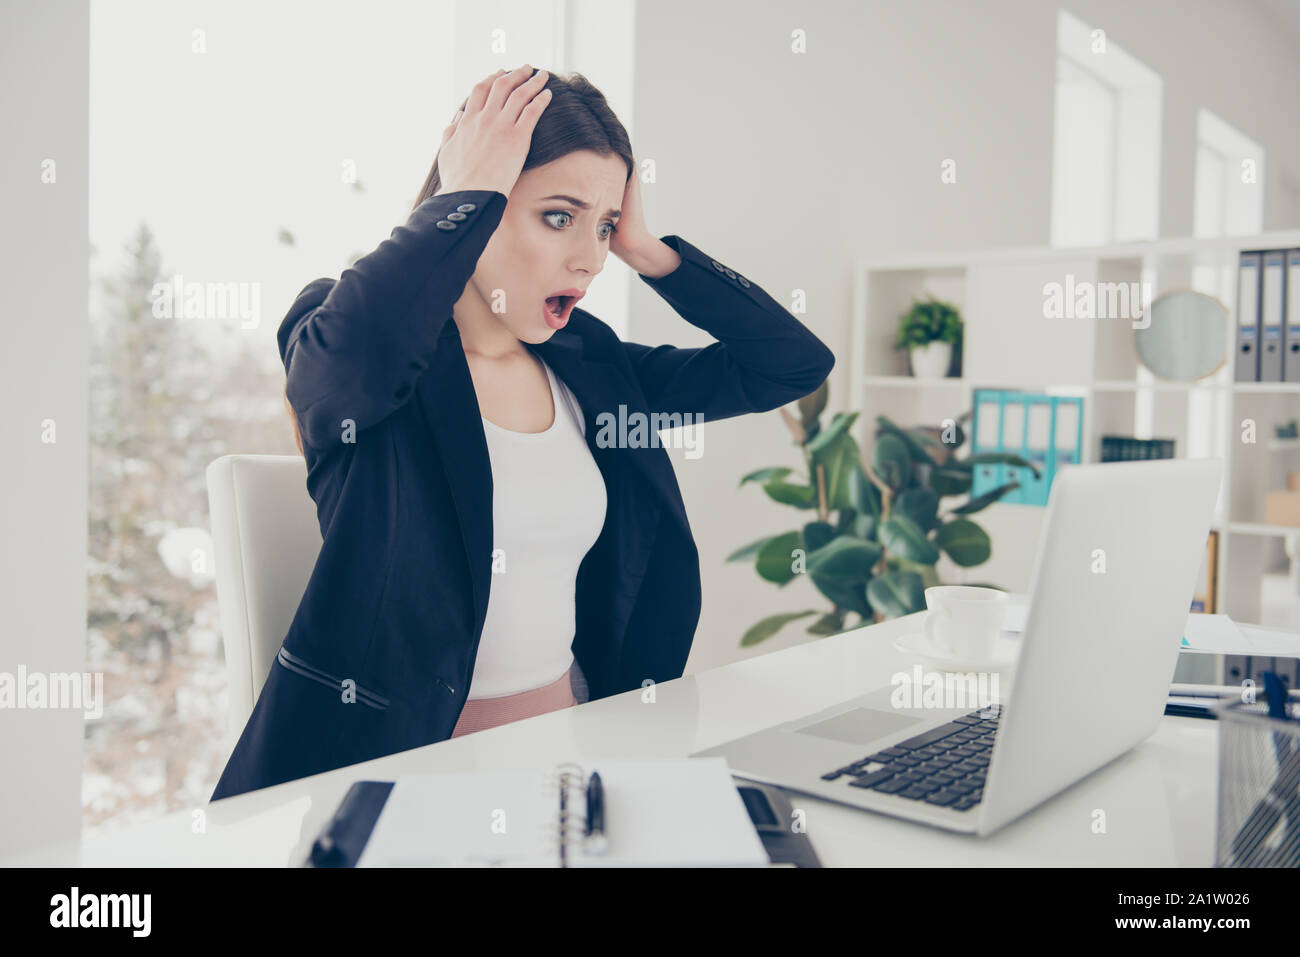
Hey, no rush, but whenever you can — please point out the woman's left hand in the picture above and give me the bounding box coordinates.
[609,163,681,278]
[609,165,655,264]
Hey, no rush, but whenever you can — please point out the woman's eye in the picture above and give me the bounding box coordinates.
[543,211,616,240]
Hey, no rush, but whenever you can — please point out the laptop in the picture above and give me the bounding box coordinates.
[693,458,1224,837]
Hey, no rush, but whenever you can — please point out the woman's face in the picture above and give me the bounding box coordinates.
[464,149,629,344]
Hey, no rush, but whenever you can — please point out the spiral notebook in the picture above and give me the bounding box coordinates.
[351,758,770,867]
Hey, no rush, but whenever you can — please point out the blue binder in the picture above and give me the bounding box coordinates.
[972,391,1005,498]
[971,389,1083,507]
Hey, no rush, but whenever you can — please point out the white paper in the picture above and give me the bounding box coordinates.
[570,758,768,868]
[995,604,1300,657]
[1180,614,1300,656]
[358,769,557,867]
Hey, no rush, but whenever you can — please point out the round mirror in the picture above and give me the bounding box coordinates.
[1134,289,1230,381]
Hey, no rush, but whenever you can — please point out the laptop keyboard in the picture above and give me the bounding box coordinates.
[819,704,1002,812]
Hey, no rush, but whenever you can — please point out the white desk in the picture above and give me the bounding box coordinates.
[3,600,1255,867]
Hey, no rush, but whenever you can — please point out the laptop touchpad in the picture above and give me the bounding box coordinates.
[793,708,923,746]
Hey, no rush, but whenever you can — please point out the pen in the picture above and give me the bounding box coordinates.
[308,781,394,867]
[584,771,607,855]
[310,833,344,867]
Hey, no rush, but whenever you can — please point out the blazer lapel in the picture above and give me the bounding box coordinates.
[415,322,494,631]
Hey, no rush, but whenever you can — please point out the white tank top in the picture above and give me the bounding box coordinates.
[467,356,608,699]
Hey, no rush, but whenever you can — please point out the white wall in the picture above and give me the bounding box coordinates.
[0,0,89,857]
[625,0,1300,672]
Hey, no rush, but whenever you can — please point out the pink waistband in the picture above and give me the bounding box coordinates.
[450,665,578,738]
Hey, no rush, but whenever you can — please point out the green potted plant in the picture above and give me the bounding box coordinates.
[728,381,1038,646]
[895,294,962,379]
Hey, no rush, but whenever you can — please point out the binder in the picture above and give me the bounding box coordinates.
[1286,250,1300,382]
[970,389,1082,506]
[303,763,821,867]
[1235,252,1262,382]
[1000,400,1027,504]
[1260,250,1286,381]
[1053,399,1082,467]
[1221,656,1300,694]
[1099,436,1175,461]
[1224,655,1250,687]
[973,392,1004,497]
[1023,401,1052,505]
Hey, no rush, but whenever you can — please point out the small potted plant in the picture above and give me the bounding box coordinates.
[894,294,962,379]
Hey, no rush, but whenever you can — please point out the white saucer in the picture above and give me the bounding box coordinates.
[892,630,1020,673]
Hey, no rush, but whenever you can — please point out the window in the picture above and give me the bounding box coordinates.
[1194,108,1265,239]
[1050,10,1163,247]
[86,0,464,836]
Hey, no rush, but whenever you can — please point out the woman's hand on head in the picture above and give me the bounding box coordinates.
[608,164,658,265]
[434,65,552,197]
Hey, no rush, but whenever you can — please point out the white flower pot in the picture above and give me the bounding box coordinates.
[908,341,953,379]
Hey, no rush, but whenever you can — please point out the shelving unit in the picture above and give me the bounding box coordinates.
[849,228,1300,625]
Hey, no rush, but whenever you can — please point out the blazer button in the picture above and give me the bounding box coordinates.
[711,260,725,272]
[738,276,751,287]
[456,203,477,213]
[436,220,457,230]
[446,211,467,221]
[724,267,736,279]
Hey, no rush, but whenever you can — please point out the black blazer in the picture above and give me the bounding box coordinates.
[210,188,834,801]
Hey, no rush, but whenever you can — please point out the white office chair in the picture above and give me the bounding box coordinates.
[205,454,322,747]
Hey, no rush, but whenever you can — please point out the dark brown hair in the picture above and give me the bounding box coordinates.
[285,70,634,457]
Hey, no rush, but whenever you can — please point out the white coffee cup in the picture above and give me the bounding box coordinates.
[923,585,1008,661]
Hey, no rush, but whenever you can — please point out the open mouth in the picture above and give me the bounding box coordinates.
[543,294,578,329]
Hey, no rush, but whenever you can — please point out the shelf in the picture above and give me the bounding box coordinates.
[852,229,1300,628]
[863,374,1300,394]
[862,375,967,388]
[863,375,1088,390]
[856,229,1300,272]
[1093,379,1222,392]
[1234,382,1300,394]
[1225,522,1300,537]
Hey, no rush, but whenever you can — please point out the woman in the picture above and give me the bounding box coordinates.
[211,65,834,801]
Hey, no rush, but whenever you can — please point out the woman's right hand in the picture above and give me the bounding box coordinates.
[434,64,552,198]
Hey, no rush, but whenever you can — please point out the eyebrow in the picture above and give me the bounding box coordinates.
[538,194,621,220]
